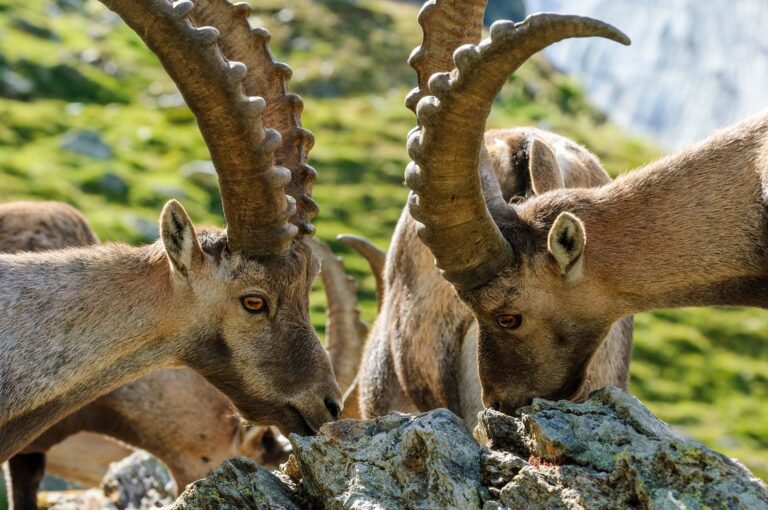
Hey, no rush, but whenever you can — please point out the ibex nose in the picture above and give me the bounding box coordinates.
[324,397,342,420]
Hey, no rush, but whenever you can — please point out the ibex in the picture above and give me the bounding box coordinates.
[353,1,633,427]
[2,201,364,509]
[404,4,768,413]
[0,0,345,463]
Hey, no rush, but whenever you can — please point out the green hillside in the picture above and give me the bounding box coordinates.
[0,1,765,506]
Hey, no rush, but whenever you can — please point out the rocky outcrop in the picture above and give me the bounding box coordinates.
[44,389,768,509]
[476,388,768,508]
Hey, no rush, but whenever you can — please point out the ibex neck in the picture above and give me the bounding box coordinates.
[577,114,768,315]
[0,242,178,459]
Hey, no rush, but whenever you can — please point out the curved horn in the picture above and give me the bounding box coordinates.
[188,0,318,236]
[337,234,385,311]
[99,0,296,256]
[406,14,630,289]
[406,0,488,114]
[308,239,366,391]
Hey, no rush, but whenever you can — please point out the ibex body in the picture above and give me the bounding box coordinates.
[355,2,633,425]
[2,203,364,508]
[0,0,344,463]
[403,4,768,413]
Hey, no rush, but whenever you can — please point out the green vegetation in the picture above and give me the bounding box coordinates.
[0,1,765,507]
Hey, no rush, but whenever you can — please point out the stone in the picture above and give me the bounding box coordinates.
[59,130,113,160]
[477,387,768,509]
[290,408,484,509]
[101,450,176,509]
[167,457,302,510]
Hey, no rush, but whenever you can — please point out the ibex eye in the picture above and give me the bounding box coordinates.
[496,314,522,329]
[241,295,267,314]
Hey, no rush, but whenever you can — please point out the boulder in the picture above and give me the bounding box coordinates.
[289,408,484,509]
[156,388,767,509]
[476,387,768,509]
[167,457,302,510]
[59,130,113,160]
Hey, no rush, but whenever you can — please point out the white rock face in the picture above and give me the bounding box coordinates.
[527,0,768,149]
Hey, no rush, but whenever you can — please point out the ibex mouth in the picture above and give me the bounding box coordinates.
[286,404,320,436]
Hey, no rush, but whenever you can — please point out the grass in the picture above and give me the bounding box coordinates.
[0,1,765,506]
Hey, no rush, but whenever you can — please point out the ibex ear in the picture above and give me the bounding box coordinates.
[160,200,203,281]
[529,138,565,195]
[547,212,586,279]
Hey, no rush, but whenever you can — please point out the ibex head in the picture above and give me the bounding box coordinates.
[103,0,341,433]
[405,3,629,413]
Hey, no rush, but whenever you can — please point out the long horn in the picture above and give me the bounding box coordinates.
[337,234,385,311]
[405,0,488,115]
[99,0,297,256]
[188,0,318,237]
[309,239,366,391]
[406,14,630,289]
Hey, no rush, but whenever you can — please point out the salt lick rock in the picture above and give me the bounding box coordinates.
[49,388,768,509]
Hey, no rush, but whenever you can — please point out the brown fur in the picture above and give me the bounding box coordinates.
[1,203,363,506]
[0,199,341,463]
[464,113,768,412]
[356,129,634,426]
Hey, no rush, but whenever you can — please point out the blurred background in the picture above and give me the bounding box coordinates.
[0,0,766,505]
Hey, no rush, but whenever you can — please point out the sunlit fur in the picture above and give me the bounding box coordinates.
[0,200,340,463]
[471,113,768,412]
[355,128,633,427]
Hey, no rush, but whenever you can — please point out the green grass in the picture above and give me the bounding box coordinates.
[0,2,765,507]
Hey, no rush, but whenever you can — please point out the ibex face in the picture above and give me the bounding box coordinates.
[405,11,631,413]
[453,139,612,412]
[158,203,339,434]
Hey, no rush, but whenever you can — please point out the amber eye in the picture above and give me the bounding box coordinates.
[496,314,523,330]
[241,295,267,314]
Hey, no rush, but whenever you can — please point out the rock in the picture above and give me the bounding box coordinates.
[43,450,174,510]
[476,387,768,509]
[0,69,34,99]
[101,450,176,509]
[59,130,113,160]
[159,389,766,509]
[180,160,217,190]
[290,408,484,509]
[167,457,302,510]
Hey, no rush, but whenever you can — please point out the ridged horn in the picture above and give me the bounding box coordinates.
[188,0,318,237]
[309,239,366,391]
[99,0,296,256]
[405,0,488,115]
[406,14,630,289]
[337,234,386,311]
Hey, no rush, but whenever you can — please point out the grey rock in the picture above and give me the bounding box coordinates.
[0,69,34,99]
[166,457,301,510]
[101,450,176,509]
[159,389,766,509]
[477,387,768,509]
[290,408,484,509]
[180,160,217,190]
[99,172,129,199]
[59,130,113,160]
[44,450,175,510]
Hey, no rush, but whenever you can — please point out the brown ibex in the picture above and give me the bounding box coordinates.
[354,1,633,426]
[0,0,345,463]
[2,202,364,509]
[2,209,364,507]
[403,5,768,413]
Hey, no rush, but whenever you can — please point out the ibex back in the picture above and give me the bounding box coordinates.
[0,0,343,462]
